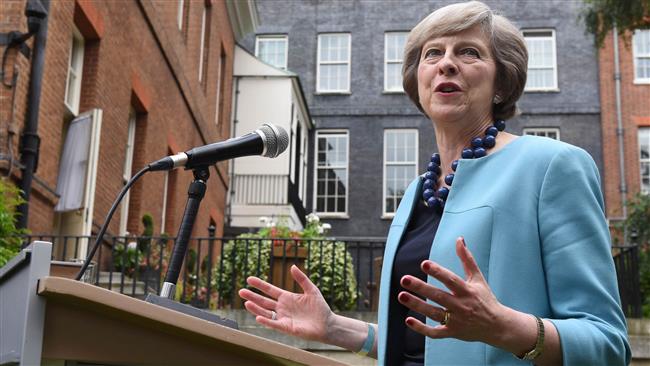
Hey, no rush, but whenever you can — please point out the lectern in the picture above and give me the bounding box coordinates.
[0,242,346,365]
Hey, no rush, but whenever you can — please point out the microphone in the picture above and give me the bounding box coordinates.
[148,123,289,171]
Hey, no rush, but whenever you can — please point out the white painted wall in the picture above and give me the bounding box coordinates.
[234,77,292,175]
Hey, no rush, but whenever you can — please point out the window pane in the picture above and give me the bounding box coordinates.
[527,69,554,89]
[257,38,287,69]
[318,34,350,92]
[386,33,407,61]
[316,132,348,213]
[386,63,403,90]
[634,30,650,55]
[524,31,556,90]
[384,130,417,213]
[636,58,650,80]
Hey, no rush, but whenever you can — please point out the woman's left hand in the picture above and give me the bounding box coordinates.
[397,236,511,345]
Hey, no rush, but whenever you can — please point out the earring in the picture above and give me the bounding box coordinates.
[493,94,502,104]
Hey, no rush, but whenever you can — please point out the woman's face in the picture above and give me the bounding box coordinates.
[417,25,497,125]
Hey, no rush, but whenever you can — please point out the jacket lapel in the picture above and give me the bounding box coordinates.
[377,177,422,364]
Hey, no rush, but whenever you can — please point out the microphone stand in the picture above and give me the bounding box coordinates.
[145,166,237,328]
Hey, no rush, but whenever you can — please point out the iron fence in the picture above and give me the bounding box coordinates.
[15,233,643,316]
[18,230,386,312]
[612,244,643,317]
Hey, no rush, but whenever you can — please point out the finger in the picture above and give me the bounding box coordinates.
[397,291,447,323]
[246,275,285,299]
[290,265,318,295]
[244,300,275,319]
[400,275,460,310]
[420,260,469,296]
[405,316,449,339]
[239,288,278,310]
[455,237,484,281]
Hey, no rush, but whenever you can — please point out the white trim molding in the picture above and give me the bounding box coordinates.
[633,30,650,84]
[523,127,560,140]
[313,130,349,216]
[382,129,418,217]
[523,29,559,92]
[384,32,408,93]
[255,35,289,70]
[316,33,351,94]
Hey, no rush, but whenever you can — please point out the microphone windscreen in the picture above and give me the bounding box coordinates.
[259,123,289,158]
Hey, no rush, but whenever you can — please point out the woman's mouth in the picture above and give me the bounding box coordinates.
[434,82,462,94]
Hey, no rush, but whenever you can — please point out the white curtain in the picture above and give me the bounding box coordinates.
[54,114,92,212]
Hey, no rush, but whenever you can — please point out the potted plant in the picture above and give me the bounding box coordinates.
[212,214,358,311]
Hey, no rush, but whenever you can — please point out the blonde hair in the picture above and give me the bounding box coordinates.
[402,1,528,120]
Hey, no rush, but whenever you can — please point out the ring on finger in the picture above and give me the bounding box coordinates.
[271,310,277,321]
[440,310,451,325]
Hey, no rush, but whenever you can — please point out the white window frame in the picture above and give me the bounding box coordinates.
[384,32,408,93]
[316,33,351,94]
[177,0,184,30]
[64,27,85,116]
[255,35,289,70]
[382,129,418,217]
[119,110,137,236]
[198,6,207,82]
[633,30,650,84]
[313,130,349,217]
[523,29,558,92]
[523,127,560,140]
[639,127,650,194]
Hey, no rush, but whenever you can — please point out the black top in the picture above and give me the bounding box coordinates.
[386,198,442,366]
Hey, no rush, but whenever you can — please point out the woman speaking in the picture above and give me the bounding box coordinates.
[238,1,631,365]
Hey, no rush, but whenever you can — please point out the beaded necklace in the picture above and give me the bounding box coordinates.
[423,119,506,211]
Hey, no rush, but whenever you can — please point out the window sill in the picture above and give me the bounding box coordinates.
[633,80,650,85]
[381,214,395,220]
[315,91,351,96]
[382,90,405,95]
[314,213,349,219]
[524,88,560,93]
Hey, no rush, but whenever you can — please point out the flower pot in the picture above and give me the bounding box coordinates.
[271,246,308,292]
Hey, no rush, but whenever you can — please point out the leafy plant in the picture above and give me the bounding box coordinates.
[112,241,140,276]
[213,214,358,311]
[113,213,155,276]
[0,178,28,267]
[581,0,650,48]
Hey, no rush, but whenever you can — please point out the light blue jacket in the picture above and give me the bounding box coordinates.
[377,136,631,365]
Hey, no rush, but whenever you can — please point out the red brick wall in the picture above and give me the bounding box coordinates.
[599,31,650,220]
[0,0,235,239]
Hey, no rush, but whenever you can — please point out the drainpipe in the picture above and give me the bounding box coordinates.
[17,0,50,230]
[612,24,628,238]
[225,76,241,228]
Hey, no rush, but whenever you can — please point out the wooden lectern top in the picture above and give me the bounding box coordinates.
[37,276,347,366]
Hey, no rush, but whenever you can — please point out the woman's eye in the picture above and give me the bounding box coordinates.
[423,48,442,59]
[461,48,480,57]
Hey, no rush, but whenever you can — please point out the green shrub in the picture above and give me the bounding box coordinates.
[213,215,359,311]
[0,178,27,267]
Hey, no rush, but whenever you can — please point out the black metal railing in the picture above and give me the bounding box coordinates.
[17,230,386,311]
[14,232,643,316]
[612,244,643,318]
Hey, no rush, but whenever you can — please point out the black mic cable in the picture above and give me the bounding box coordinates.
[75,165,150,281]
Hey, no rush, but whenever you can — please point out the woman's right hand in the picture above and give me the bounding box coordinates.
[238,265,334,343]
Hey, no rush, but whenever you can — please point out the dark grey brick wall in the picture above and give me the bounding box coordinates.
[242,0,602,237]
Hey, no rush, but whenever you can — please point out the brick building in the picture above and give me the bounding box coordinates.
[0,0,257,258]
[598,29,650,228]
